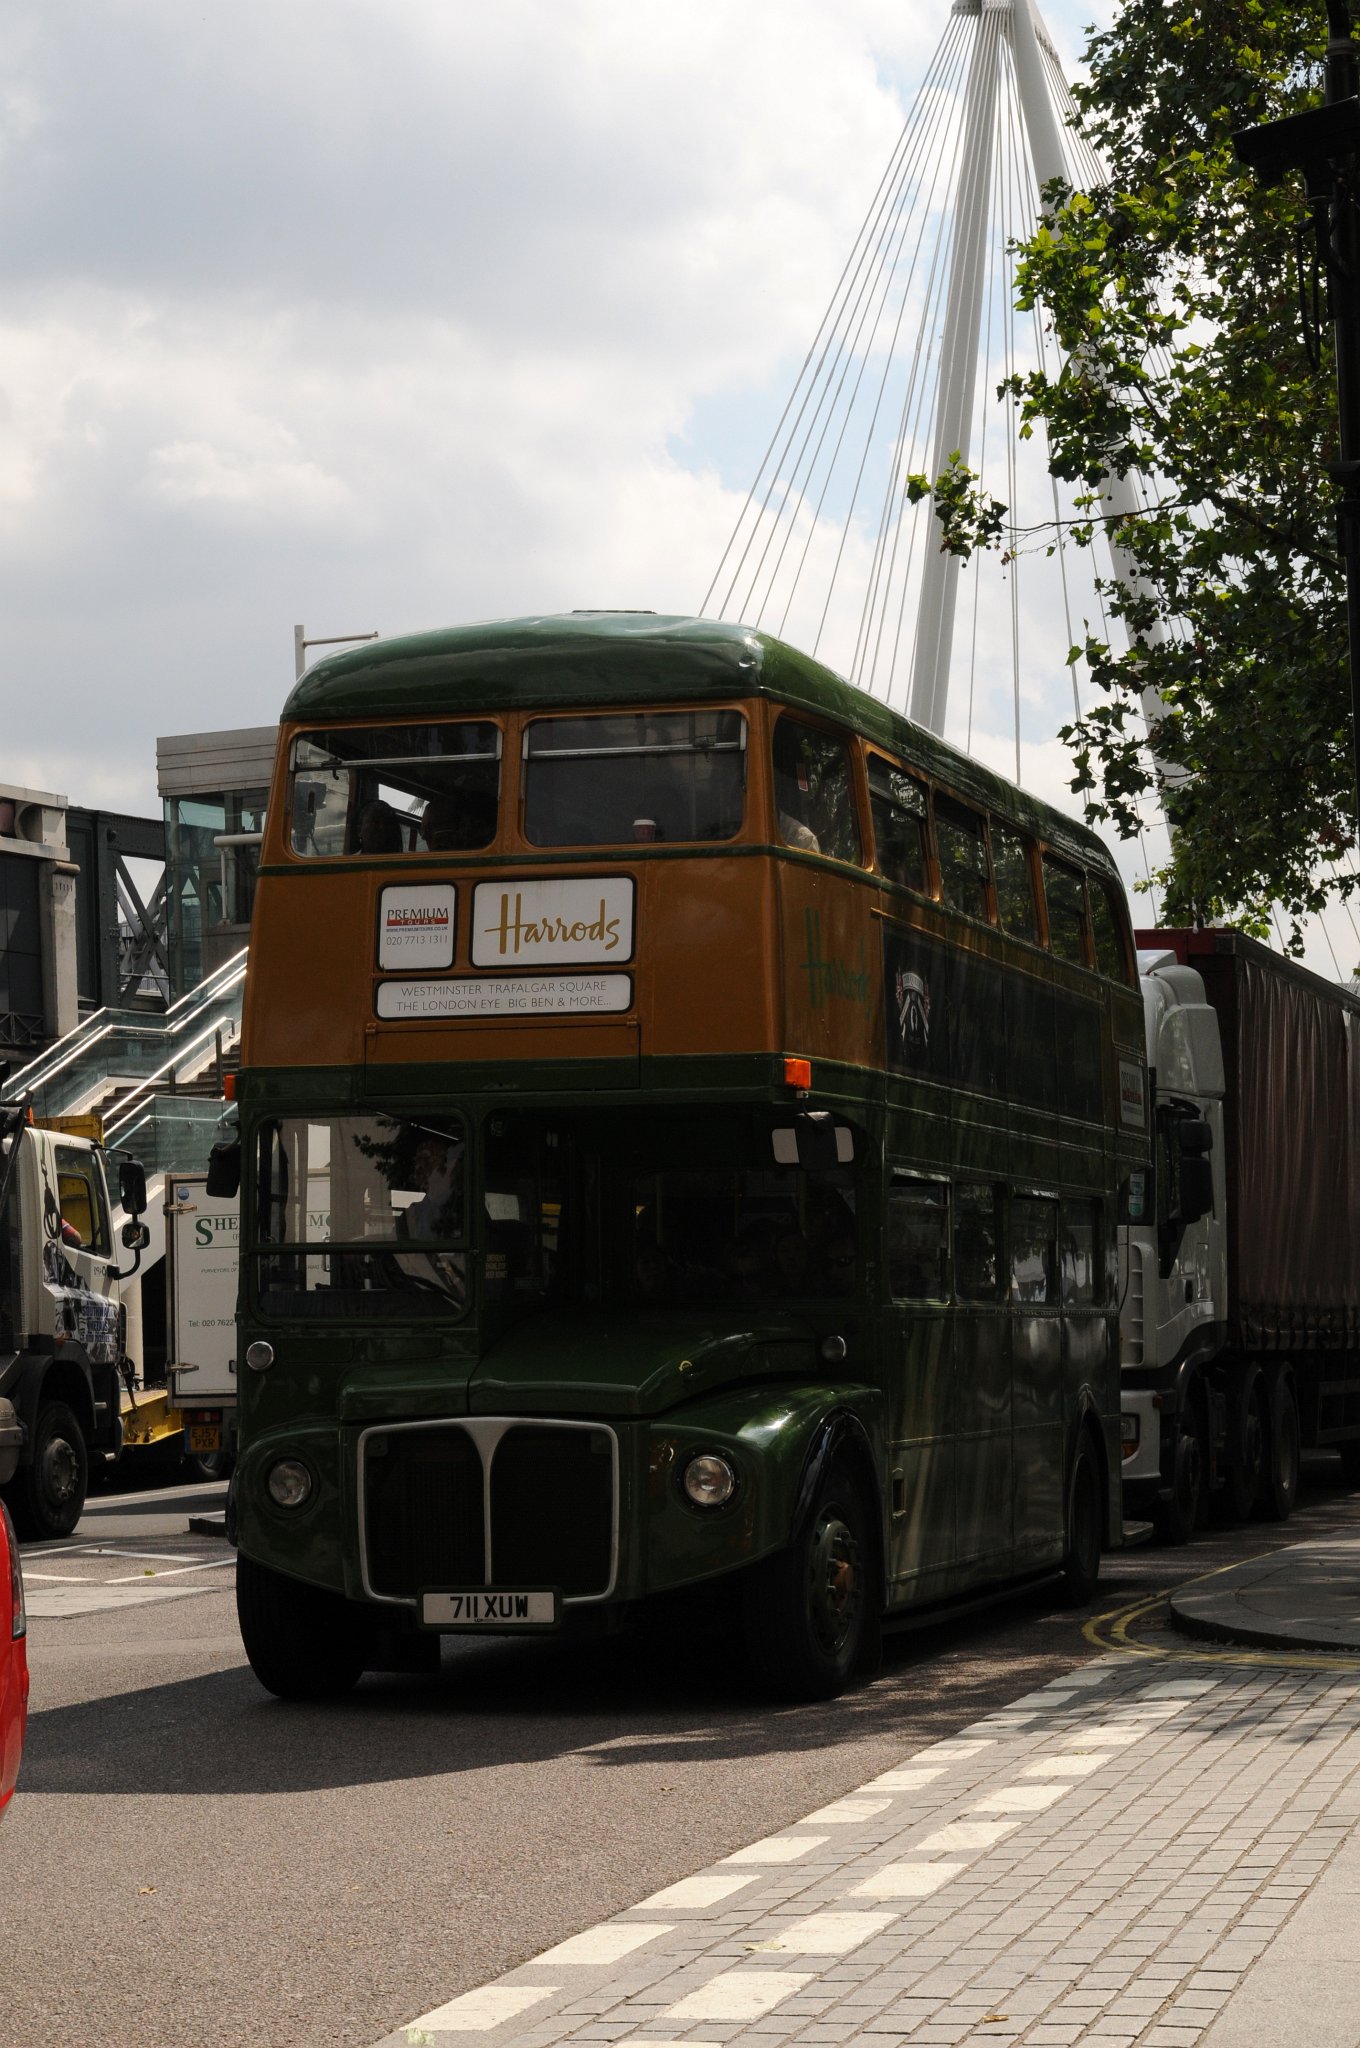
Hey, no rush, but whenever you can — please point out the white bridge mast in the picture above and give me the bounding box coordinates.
[909,0,1175,759]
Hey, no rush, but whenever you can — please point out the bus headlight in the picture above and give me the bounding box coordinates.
[682,1452,737,1508]
[267,1458,313,1509]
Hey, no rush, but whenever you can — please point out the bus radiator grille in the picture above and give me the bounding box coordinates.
[490,1425,614,1598]
[364,1426,485,1597]
[361,1422,615,1602]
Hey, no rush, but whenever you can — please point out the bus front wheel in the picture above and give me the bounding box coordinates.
[236,1554,373,1701]
[743,1459,871,1702]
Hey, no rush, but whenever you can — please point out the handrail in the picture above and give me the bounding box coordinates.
[103,1018,238,1146]
[7,948,249,1120]
[7,948,248,1103]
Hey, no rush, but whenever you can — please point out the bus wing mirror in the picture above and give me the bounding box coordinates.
[206,1139,241,1199]
[118,1159,148,1218]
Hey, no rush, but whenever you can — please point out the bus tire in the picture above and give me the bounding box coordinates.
[6,1400,88,1540]
[236,1554,373,1701]
[743,1458,871,1702]
[1057,1434,1102,1606]
[1259,1364,1300,1522]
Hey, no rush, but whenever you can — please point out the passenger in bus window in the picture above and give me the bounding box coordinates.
[356,801,402,854]
[421,784,491,851]
[772,717,862,863]
[398,1133,463,1240]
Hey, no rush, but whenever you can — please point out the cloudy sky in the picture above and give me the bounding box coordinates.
[1,0,1126,794]
[31,0,1347,977]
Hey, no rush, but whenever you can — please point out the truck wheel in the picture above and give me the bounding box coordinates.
[1338,1440,1360,1489]
[1057,1436,1102,1605]
[6,1400,89,1539]
[1260,1365,1300,1521]
[743,1458,871,1702]
[1223,1368,1266,1523]
[236,1554,374,1701]
[1154,1419,1203,1546]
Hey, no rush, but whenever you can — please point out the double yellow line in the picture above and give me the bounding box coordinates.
[1083,1567,1360,1674]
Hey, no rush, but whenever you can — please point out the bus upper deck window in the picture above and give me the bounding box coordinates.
[289,723,501,858]
[1088,876,1133,984]
[772,717,863,865]
[1043,855,1089,967]
[867,756,928,892]
[522,710,745,847]
[934,795,990,922]
[992,823,1039,942]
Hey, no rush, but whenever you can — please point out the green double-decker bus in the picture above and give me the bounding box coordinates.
[223,612,1148,1701]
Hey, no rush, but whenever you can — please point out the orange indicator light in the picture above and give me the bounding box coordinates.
[783,1056,812,1091]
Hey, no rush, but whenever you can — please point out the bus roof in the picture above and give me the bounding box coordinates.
[282,611,1119,876]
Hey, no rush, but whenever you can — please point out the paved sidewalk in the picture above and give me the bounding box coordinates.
[372,1648,1360,2048]
[1168,1537,1360,1653]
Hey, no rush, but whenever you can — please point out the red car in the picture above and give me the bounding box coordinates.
[0,1499,28,1815]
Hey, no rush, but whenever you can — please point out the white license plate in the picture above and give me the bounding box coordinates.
[420,1588,558,1629]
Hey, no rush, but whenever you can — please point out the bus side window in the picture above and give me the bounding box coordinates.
[934,795,991,922]
[1010,1195,1058,1305]
[1060,1199,1101,1305]
[867,756,928,892]
[1088,875,1133,984]
[1043,855,1089,967]
[887,1176,949,1299]
[954,1183,999,1300]
[771,716,864,866]
[992,823,1039,942]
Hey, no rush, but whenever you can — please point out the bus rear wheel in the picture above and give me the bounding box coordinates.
[236,1554,374,1701]
[744,1458,871,1702]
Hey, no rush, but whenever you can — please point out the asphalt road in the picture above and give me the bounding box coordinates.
[6,1462,1360,2048]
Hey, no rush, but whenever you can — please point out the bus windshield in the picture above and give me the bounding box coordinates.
[290,723,501,857]
[522,710,746,846]
[254,1113,468,1319]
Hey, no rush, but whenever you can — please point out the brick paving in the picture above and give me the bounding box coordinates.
[373,1655,1360,2048]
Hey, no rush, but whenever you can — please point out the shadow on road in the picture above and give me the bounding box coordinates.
[23,1573,1096,1798]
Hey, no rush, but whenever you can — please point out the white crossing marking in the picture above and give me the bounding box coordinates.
[915,1818,1020,1853]
[1063,1724,1144,1747]
[534,1922,673,1965]
[969,1782,1069,1814]
[770,1910,897,1954]
[850,1860,966,1898]
[1140,1679,1219,1698]
[633,1873,755,1910]
[802,1797,891,1824]
[866,1765,946,1790]
[722,1834,827,1865]
[404,1983,558,2032]
[25,1584,213,1619]
[1022,1752,1115,1778]
[665,1969,814,2021]
[918,1738,993,1760]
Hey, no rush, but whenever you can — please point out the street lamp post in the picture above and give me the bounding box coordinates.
[1234,3,1360,834]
